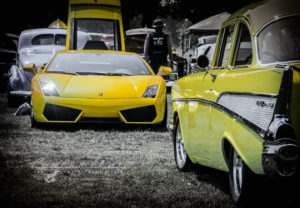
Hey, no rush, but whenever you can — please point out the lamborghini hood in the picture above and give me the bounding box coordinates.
[39,74,162,99]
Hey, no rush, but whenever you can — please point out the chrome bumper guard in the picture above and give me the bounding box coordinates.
[10,91,32,97]
[167,123,174,140]
[262,139,299,178]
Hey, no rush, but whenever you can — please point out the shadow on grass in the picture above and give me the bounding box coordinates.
[0,157,43,208]
[189,163,300,208]
[189,164,229,194]
[33,122,168,133]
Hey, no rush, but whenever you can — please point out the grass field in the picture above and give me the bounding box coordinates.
[0,93,298,208]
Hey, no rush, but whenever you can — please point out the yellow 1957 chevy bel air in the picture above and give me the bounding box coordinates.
[170,0,299,205]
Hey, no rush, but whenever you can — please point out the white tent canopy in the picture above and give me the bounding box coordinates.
[186,12,231,34]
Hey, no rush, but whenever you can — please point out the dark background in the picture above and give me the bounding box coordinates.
[1,0,261,35]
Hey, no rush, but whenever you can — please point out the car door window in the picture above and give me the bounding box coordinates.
[232,23,252,66]
[215,24,235,68]
[32,34,54,45]
[55,34,66,46]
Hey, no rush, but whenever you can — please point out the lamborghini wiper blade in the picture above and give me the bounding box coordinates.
[76,72,108,76]
[76,72,131,76]
[107,72,131,76]
[47,71,80,75]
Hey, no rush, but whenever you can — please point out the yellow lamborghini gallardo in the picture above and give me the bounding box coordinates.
[24,50,172,127]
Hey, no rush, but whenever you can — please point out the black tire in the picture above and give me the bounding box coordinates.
[30,109,38,128]
[30,98,40,128]
[229,147,255,205]
[173,117,193,171]
[158,102,168,129]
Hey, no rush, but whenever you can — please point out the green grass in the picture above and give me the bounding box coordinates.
[0,93,238,208]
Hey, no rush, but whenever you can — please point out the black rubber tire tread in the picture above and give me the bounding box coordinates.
[158,102,168,128]
[30,110,38,128]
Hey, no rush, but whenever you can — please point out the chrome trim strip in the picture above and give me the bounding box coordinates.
[216,91,277,103]
[172,97,267,138]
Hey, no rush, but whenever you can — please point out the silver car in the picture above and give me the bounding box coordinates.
[7,28,67,106]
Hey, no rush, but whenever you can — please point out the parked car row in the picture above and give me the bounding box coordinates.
[3,0,299,205]
[6,22,122,106]
[7,28,67,106]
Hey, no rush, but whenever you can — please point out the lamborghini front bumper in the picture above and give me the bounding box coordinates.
[32,93,166,124]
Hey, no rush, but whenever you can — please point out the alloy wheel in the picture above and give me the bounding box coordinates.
[176,125,187,169]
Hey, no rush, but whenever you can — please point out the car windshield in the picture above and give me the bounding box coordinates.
[258,16,300,64]
[46,52,152,76]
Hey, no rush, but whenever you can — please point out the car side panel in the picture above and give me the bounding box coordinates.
[172,73,212,164]
[209,105,264,174]
[206,67,283,173]
[172,85,192,161]
[188,101,212,165]
[210,68,282,98]
[185,75,213,164]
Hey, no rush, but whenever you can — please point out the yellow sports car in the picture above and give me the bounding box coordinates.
[24,50,171,127]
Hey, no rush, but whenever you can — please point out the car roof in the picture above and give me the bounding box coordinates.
[125,28,155,36]
[20,28,67,36]
[227,0,300,35]
[57,50,139,56]
[18,28,68,50]
[186,12,230,35]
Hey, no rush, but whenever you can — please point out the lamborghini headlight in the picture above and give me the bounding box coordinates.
[40,82,59,97]
[143,85,159,98]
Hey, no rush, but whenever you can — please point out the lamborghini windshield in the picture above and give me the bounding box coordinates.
[258,16,300,64]
[46,52,152,76]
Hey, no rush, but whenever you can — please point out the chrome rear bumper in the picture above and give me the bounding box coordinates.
[262,139,299,178]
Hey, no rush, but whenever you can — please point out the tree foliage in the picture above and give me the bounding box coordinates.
[122,0,262,30]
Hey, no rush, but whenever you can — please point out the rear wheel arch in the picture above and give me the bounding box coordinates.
[222,136,258,175]
[172,111,179,126]
[222,137,257,205]
[221,137,249,171]
[222,138,232,169]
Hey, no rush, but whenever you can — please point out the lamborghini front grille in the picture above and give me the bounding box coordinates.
[120,105,156,122]
[43,103,81,121]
